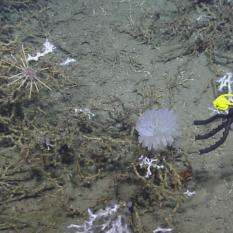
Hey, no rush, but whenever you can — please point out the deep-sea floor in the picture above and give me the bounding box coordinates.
[1,0,233,233]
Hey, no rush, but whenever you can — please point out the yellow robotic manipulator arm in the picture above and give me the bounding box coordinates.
[212,94,233,111]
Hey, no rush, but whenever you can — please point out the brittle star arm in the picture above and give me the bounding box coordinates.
[198,118,233,154]
[195,121,226,140]
[193,113,229,125]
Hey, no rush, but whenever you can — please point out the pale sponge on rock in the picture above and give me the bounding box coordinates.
[136,108,180,151]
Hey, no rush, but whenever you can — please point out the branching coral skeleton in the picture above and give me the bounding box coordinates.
[6,44,51,98]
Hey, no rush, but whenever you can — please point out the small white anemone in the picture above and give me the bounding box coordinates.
[136,108,180,150]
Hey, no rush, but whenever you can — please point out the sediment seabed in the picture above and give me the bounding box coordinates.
[1,0,233,233]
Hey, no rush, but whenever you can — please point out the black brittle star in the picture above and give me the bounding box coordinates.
[193,108,233,154]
